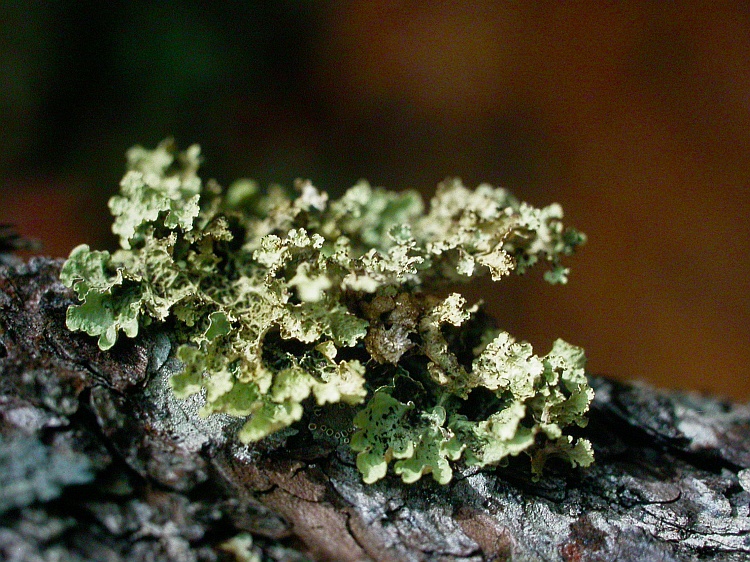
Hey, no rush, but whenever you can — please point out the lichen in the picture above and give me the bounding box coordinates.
[61,139,593,484]
[0,433,95,514]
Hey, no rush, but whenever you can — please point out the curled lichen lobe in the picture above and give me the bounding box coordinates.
[61,139,592,484]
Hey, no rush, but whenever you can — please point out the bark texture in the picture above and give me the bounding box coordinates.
[1,258,749,561]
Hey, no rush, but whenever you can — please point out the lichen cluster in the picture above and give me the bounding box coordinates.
[61,140,594,484]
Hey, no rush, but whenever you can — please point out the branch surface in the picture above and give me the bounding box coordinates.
[1,259,749,561]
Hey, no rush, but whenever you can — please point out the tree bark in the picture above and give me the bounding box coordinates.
[1,258,749,561]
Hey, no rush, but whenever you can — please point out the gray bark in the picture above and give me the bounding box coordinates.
[1,258,749,561]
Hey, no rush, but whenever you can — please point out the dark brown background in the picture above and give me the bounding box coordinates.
[1,3,748,399]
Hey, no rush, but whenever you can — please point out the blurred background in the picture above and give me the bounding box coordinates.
[1,2,748,399]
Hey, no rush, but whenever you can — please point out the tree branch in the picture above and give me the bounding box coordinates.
[1,258,748,561]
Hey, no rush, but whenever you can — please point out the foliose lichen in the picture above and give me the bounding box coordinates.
[61,139,594,484]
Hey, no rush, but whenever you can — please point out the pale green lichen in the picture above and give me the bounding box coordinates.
[61,139,593,484]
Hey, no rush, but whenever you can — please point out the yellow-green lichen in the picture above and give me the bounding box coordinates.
[61,139,593,484]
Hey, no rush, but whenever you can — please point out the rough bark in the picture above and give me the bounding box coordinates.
[1,258,749,561]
